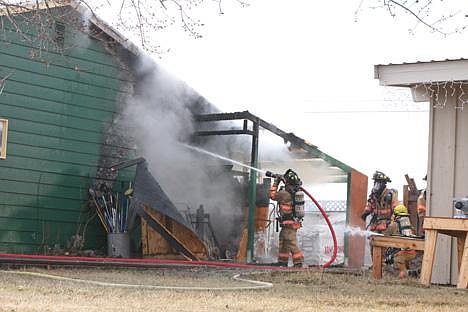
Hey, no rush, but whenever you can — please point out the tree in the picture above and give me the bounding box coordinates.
[0,0,248,87]
[0,0,249,55]
[1,1,465,58]
[356,0,468,35]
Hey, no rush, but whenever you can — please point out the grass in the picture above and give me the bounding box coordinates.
[0,266,467,312]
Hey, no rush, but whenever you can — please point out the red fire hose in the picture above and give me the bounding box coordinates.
[0,188,337,270]
[300,186,337,268]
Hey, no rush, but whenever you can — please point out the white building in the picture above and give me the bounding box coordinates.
[375,59,468,285]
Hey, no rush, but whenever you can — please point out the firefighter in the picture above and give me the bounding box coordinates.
[361,171,399,233]
[416,175,427,237]
[384,204,417,278]
[269,169,304,268]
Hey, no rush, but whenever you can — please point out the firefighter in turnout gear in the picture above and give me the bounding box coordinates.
[269,169,305,267]
[384,204,417,278]
[361,171,399,233]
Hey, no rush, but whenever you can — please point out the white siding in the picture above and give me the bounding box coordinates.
[429,93,456,284]
[428,86,468,284]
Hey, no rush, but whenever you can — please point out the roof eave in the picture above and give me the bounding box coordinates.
[70,0,140,56]
[375,59,468,87]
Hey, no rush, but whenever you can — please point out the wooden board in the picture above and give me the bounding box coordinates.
[370,235,425,251]
[235,228,248,263]
[458,237,468,288]
[140,206,207,260]
[420,230,438,286]
[141,209,172,255]
[423,217,468,231]
[419,218,468,288]
[347,169,368,268]
[370,235,425,280]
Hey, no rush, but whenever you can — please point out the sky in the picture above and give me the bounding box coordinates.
[102,1,468,199]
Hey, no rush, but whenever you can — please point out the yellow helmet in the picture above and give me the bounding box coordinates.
[393,204,409,216]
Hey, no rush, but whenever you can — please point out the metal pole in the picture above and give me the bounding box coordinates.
[247,119,259,263]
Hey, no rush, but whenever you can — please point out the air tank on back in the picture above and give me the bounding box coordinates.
[294,190,305,219]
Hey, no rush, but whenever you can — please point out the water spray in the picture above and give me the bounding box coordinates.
[180,143,267,174]
[180,143,337,268]
[344,226,383,237]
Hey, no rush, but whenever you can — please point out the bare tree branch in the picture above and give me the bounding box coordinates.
[358,1,468,36]
[129,0,145,48]
[386,0,447,35]
[0,1,248,55]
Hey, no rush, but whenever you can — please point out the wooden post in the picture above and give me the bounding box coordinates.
[457,234,468,289]
[372,246,383,279]
[420,229,438,286]
[457,234,466,271]
[404,174,420,233]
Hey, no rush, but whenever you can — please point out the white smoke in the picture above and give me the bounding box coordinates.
[117,55,250,254]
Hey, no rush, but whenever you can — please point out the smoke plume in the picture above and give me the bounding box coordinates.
[117,55,249,255]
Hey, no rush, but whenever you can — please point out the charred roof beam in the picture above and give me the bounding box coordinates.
[193,111,252,122]
[194,129,255,136]
[194,110,351,173]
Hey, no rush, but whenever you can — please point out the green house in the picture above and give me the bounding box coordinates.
[0,2,144,254]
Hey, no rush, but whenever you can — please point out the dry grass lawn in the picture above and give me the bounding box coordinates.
[0,266,467,312]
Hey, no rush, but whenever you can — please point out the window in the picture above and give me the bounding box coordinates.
[0,118,8,159]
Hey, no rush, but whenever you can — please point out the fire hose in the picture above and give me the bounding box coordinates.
[0,270,273,291]
[300,186,337,268]
[266,170,337,269]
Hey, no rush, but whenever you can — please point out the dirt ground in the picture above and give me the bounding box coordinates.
[0,266,467,312]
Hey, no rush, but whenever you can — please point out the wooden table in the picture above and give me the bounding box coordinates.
[420,217,468,288]
[369,235,425,279]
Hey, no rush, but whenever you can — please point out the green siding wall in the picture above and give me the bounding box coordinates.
[0,21,133,254]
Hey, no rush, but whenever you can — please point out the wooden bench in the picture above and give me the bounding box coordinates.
[369,235,425,279]
[420,217,468,288]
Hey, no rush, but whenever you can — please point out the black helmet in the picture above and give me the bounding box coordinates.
[284,169,301,186]
[373,171,391,183]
